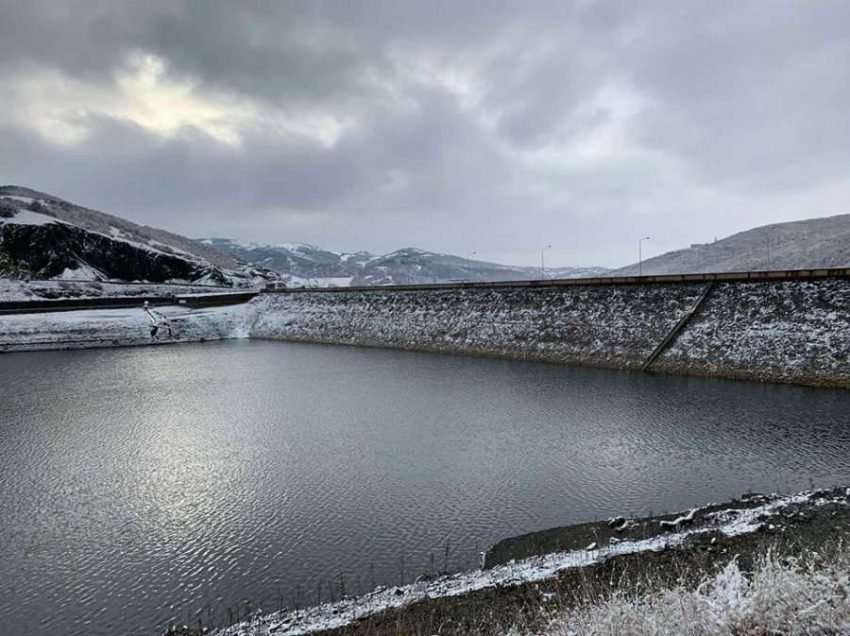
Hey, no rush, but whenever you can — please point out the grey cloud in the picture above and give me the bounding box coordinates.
[0,81,500,219]
[626,1,850,190]
[1,1,849,267]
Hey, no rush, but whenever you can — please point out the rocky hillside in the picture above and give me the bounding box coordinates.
[203,240,608,286]
[612,213,850,276]
[0,186,270,286]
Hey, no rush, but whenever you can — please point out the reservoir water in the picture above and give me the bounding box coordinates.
[3,340,850,636]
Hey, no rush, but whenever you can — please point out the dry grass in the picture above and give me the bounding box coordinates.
[523,544,850,636]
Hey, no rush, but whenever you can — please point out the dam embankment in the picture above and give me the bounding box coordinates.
[253,283,708,369]
[3,270,850,387]
[253,273,850,387]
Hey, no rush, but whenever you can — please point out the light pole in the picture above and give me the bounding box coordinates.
[638,236,651,276]
[540,244,552,279]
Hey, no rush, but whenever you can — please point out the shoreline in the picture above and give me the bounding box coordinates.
[208,487,850,636]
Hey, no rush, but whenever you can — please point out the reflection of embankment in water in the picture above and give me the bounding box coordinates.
[212,487,850,636]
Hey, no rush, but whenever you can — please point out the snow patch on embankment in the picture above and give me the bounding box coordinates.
[215,490,844,636]
[0,279,243,302]
[0,300,263,352]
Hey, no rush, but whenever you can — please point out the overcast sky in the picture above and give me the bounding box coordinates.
[1,1,848,267]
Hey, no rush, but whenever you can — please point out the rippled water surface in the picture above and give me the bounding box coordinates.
[3,340,850,635]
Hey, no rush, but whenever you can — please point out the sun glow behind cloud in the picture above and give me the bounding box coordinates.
[2,52,348,148]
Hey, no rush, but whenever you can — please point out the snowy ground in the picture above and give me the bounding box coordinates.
[0,299,264,352]
[214,490,847,636]
[282,275,354,288]
[0,278,242,302]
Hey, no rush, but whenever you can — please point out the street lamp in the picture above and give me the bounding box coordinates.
[638,236,651,276]
[540,244,552,279]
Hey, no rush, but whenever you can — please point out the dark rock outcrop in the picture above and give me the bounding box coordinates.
[0,221,228,283]
[0,185,247,285]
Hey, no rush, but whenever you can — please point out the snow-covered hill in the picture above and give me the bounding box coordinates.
[0,185,606,289]
[0,186,274,287]
[203,240,609,286]
[612,213,850,276]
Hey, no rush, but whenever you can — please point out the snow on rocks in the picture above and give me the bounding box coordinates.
[214,490,846,636]
[707,491,817,537]
[658,279,850,385]
[53,263,107,281]
[659,508,697,530]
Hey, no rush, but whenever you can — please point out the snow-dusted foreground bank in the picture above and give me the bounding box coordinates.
[214,490,848,636]
[536,546,850,636]
[0,300,263,352]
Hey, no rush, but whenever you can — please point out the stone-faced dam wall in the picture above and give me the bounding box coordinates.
[654,279,850,386]
[252,274,850,387]
[253,284,707,370]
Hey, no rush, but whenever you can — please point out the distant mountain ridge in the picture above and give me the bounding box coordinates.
[202,239,609,286]
[0,185,607,287]
[612,213,850,276]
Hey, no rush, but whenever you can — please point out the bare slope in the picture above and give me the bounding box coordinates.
[613,213,850,276]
